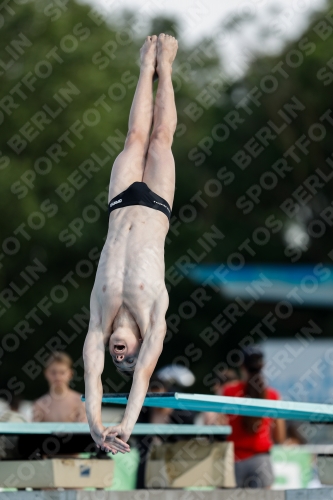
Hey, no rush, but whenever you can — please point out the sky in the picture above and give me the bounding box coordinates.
[77,0,328,76]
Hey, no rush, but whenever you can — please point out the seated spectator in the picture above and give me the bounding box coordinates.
[32,351,87,422]
[222,346,286,489]
[0,393,27,424]
[0,391,27,459]
[284,422,307,445]
[203,368,238,426]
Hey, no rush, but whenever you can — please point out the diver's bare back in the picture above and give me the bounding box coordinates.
[93,204,169,337]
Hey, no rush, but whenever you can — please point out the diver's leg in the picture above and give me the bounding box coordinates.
[143,34,178,208]
[108,35,157,200]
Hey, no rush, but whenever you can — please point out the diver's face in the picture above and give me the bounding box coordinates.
[111,347,138,371]
[109,330,141,371]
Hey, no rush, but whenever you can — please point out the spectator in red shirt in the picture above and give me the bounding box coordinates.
[222,346,286,488]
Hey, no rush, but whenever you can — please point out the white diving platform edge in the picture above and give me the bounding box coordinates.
[0,422,231,435]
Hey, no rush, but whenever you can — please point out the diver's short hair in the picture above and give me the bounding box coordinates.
[112,355,137,372]
[116,368,134,377]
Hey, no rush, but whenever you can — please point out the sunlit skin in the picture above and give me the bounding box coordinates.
[32,361,87,423]
[109,329,142,371]
[108,303,144,371]
[44,362,73,392]
[83,34,178,454]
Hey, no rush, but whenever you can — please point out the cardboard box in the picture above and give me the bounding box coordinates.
[317,455,333,485]
[0,458,114,489]
[145,439,236,488]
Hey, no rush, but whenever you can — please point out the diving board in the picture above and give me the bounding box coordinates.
[188,264,333,307]
[0,422,231,435]
[83,392,333,421]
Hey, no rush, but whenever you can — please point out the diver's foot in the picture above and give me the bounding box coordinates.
[156,33,178,75]
[140,35,157,74]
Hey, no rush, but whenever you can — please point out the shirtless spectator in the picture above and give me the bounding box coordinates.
[32,351,87,422]
[83,34,178,454]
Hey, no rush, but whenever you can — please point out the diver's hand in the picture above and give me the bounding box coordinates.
[101,424,131,454]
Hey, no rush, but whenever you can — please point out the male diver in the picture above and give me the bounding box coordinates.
[83,33,178,454]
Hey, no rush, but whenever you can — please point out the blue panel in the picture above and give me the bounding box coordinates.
[187,264,333,307]
[93,392,333,422]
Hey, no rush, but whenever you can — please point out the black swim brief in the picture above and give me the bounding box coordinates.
[108,181,171,220]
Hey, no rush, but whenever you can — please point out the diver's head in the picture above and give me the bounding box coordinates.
[109,327,142,373]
